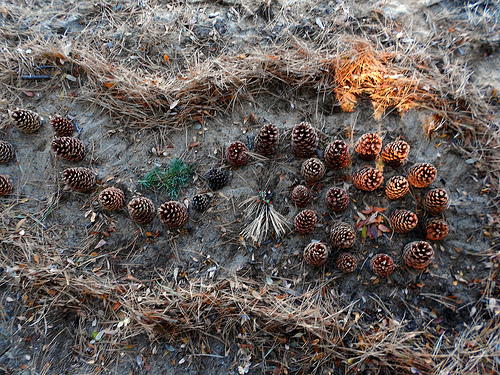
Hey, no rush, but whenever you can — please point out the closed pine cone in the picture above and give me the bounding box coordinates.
[128,197,155,224]
[98,187,125,211]
[291,122,318,158]
[291,185,312,207]
[330,222,356,249]
[354,133,382,160]
[226,141,249,167]
[381,140,410,168]
[301,158,325,183]
[336,252,358,273]
[325,187,349,212]
[206,168,228,190]
[0,140,14,163]
[389,209,418,233]
[0,174,12,196]
[424,217,449,241]
[385,176,410,200]
[51,137,86,162]
[403,241,434,269]
[158,201,188,229]
[324,140,349,169]
[370,254,395,278]
[62,167,96,192]
[294,209,317,234]
[51,115,75,137]
[192,193,211,212]
[303,242,329,266]
[352,166,383,191]
[11,109,42,133]
[407,163,437,188]
[423,188,449,215]
[254,123,279,155]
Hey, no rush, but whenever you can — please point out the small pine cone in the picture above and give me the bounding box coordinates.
[158,201,188,229]
[225,141,249,167]
[206,168,228,190]
[407,163,437,188]
[301,158,325,183]
[294,209,317,234]
[62,167,96,192]
[325,187,349,212]
[254,123,279,155]
[51,137,86,162]
[324,140,349,169]
[336,252,358,273]
[354,133,383,160]
[0,174,13,196]
[370,254,395,278]
[291,122,318,158]
[385,176,410,200]
[11,109,42,133]
[128,197,155,225]
[291,185,312,207]
[424,217,449,241]
[330,222,356,249]
[51,116,75,137]
[381,140,410,168]
[352,166,383,191]
[303,242,329,266]
[389,209,418,233]
[403,241,435,269]
[192,193,211,212]
[423,188,449,215]
[0,140,14,163]
[98,187,125,211]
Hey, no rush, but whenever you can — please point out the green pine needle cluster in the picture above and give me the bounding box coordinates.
[139,158,194,199]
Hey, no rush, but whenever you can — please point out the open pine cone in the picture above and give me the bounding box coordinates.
[62,167,96,192]
[51,115,75,137]
[354,133,382,160]
[352,166,383,191]
[385,176,410,200]
[51,137,86,162]
[98,187,125,211]
[403,241,435,269]
[330,222,356,249]
[407,163,437,188]
[303,242,329,266]
[128,197,155,224]
[325,187,349,212]
[192,193,211,212]
[291,122,318,158]
[423,188,449,215]
[158,201,188,229]
[291,185,312,207]
[11,109,42,133]
[254,123,279,155]
[381,140,410,168]
[294,209,317,234]
[0,174,12,196]
[324,140,349,169]
[301,158,325,183]
[424,217,449,241]
[336,252,358,273]
[0,140,14,163]
[226,141,249,167]
[389,209,418,233]
[370,254,395,278]
[206,168,228,190]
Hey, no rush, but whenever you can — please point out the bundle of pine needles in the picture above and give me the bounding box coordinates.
[139,158,193,199]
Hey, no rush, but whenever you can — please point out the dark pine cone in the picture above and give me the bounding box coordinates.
[98,187,125,211]
[407,163,437,188]
[254,123,279,155]
[385,176,410,200]
[51,137,86,162]
[51,115,75,137]
[294,209,317,234]
[11,109,42,133]
[226,141,249,167]
[291,185,312,207]
[301,158,325,183]
[403,241,435,269]
[389,209,418,233]
[424,217,449,241]
[381,140,410,168]
[128,197,155,225]
[324,140,349,169]
[325,187,349,212]
[336,252,358,273]
[330,222,356,249]
[291,122,318,158]
[354,133,383,160]
[370,254,395,278]
[192,193,211,212]
[206,168,228,190]
[0,174,13,196]
[423,188,449,215]
[158,201,188,229]
[0,140,14,163]
[62,167,96,192]
[303,242,329,266]
[352,166,383,191]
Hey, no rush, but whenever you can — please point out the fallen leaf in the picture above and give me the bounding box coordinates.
[163,54,170,64]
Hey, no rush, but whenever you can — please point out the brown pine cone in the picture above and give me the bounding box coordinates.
[354,133,383,160]
[51,137,86,162]
[303,242,329,266]
[423,188,449,215]
[98,187,125,211]
[0,140,14,163]
[370,254,395,278]
[424,217,449,241]
[11,109,42,133]
[291,185,312,207]
[291,122,318,158]
[206,168,228,190]
[51,115,75,137]
[254,123,279,155]
[128,197,155,225]
[301,158,325,183]
[385,176,410,200]
[336,252,358,273]
[389,209,418,233]
[294,209,317,234]
[330,222,356,249]
[403,241,434,269]
[325,187,349,212]
[407,163,437,188]
[192,193,211,212]
[0,174,12,196]
[226,141,249,167]
[158,201,188,229]
[352,166,383,191]
[62,167,96,192]
[381,140,410,168]
[324,140,349,169]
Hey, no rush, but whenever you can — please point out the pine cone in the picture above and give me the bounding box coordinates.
[291,122,318,158]
[226,141,249,167]
[370,254,395,278]
[354,133,382,160]
[128,197,155,225]
[325,187,349,212]
[11,109,42,133]
[192,193,211,212]
[324,140,349,169]
[0,174,12,196]
[206,168,228,190]
[330,222,356,249]
[51,115,75,137]
[424,217,449,241]
[381,140,410,168]
[301,158,325,183]
[352,166,383,191]
[291,185,312,207]
[98,187,125,211]
[294,209,317,234]
[403,241,435,269]
[385,176,410,200]
[303,242,329,266]
[62,167,96,192]
[51,137,86,162]
[407,163,437,188]
[158,201,188,229]
[0,140,14,163]
[423,188,449,215]
[389,209,418,233]
[336,252,358,273]
[254,123,279,155]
